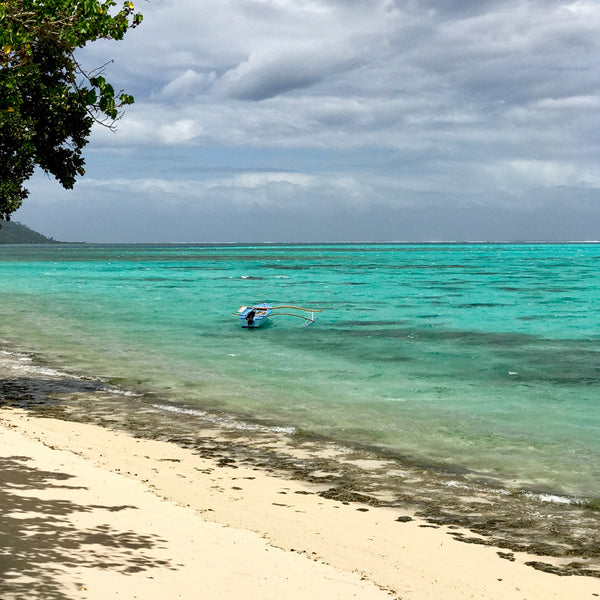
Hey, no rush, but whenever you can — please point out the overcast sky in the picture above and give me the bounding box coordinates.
[15,0,600,242]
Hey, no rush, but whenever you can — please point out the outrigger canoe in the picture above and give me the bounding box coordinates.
[236,303,322,328]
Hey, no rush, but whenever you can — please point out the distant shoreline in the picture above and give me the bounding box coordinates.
[0,220,60,244]
[3,238,600,247]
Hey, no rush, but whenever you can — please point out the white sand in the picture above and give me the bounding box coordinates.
[1,408,598,600]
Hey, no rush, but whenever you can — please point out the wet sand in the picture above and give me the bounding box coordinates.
[1,350,600,599]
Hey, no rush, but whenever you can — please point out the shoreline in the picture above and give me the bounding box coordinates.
[1,346,600,573]
[2,408,599,600]
[1,351,600,597]
[0,408,394,600]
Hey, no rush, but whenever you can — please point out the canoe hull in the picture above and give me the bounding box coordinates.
[239,303,272,328]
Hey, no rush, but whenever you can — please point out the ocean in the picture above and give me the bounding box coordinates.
[1,243,599,572]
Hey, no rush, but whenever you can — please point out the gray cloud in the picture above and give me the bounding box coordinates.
[18,0,600,242]
[215,44,361,101]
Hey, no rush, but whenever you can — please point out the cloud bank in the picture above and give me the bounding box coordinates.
[17,0,600,241]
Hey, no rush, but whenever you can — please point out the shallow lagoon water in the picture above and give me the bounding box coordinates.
[0,243,599,501]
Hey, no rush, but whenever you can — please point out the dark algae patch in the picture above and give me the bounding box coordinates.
[1,349,600,579]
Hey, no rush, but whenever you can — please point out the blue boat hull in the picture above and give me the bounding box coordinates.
[239,303,272,328]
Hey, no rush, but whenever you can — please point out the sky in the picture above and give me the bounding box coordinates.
[14,0,600,242]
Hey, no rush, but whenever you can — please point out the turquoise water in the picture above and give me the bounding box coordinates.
[0,243,599,499]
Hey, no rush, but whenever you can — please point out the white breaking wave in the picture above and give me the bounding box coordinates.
[152,403,296,434]
[525,492,576,505]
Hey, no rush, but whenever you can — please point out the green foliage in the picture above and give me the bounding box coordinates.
[0,0,143,221]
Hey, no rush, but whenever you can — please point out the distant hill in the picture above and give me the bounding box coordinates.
[0,220,59,244]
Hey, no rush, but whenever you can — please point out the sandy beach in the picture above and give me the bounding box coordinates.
[1,406,598,600]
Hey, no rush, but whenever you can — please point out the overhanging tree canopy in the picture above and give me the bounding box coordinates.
[0,0,143,220]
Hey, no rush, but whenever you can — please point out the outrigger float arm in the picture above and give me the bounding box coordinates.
[268,312,319,327]
[268,312,316,321]
[270,305,323,312]
[235,305,323,314]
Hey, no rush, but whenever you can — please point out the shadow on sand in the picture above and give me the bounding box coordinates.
[0,452,174,600]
